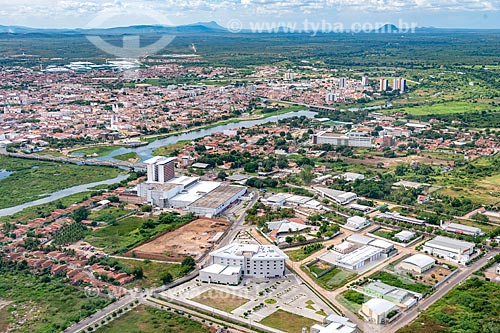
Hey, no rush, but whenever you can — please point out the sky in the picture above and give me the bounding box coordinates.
[0,0,500,29]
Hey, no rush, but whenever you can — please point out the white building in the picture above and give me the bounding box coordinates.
[361,298,398,324]
[442,222,484,236]
[341,172,365,182]
[399,254,435,274]
[311,314,358,333]
[312,131,372,148]
[394,230,416,243]
[423,236,475,265]
[345,216,371,231]
[314,187,358,205]
[201,243,288,282]
[199,263,242,285]
[335,245,383,271]
[188,185,246,218]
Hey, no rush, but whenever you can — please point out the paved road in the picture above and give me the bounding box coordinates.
[388,250,499,333]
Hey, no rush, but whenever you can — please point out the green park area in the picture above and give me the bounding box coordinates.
[96,305,210,333]
[191,289,249,313]
[259,310,319,332]
[71,145,121,157]
[0,156,121,209]
[397,278,500,333]
[0,267,111,333]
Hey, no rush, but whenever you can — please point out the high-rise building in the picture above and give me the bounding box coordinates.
[393,78,400,91]
[284,71,295,81]
[339,77,347,88]
[144,156,177,183]
[326,92,337,103]
[379,79,389,92]
[400,78,407,93]
[362,76,369,86]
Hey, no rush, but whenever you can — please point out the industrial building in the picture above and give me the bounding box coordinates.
[399,254,435,274]
[198,263,242,285]
[441,222,484,236]
[361,298,398,324]
[312,131,372,148]
[138,156,246,217]
[344,216,371,231]
[335,246,383,271]
[199,243,288,284]
[422,236,475,264]
[394,230,416,243]
[376,212,425,226]
[310,315,358,333]
[188,185,246,217]
[363,281,419,307]
[314,187,358,205]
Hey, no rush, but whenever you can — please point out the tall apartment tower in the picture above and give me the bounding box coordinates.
[379,79,389,92]
[145,156,176,183]
[362,76,369,86]
[400,78,407,93]
[339,77,347,89]
[393,78,400,91]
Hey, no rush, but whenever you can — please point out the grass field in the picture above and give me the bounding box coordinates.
[153,140,190,156]
[336,290,371,314]
[0,155,120,209]
[71,145,121,157]
[285,245,324,262]
[190,289,249,313]
[96,305,211,333]
[308,268,357,291]
[396,101,500,116]
[371,271,432,294]
[115,258,185,288]
[113,152,140,162]
[397,278,500,333]
[0,271,111,333]
[85,215,157,253]
[259,310,319,332]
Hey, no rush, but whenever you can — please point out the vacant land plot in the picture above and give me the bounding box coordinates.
[116,258,185,288]
[420,266,453,285]
[308,261,333,276]
[311,268,357,291]
[190,289,249,313]
[397,278,500,333]
[371,271,432,294]
[337,290,371,314]
[396,101,500,116]
[96,305,213,333]
[128,218,231,261]
[0,155,120,209]
[259,309,319,332]
[285,244,324,262]
[86,215,160,254]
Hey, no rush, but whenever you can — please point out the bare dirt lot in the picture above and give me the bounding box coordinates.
[126,218,231,262]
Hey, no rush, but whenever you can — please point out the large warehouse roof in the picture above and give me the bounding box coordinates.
[189,185,245,209]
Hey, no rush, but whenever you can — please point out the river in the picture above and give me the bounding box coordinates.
[98,110,317,161]
[0,173,129,217]
[0,110,315,217]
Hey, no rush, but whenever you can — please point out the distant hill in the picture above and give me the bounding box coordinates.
[0,21,228,35]
[376,24,399,33]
